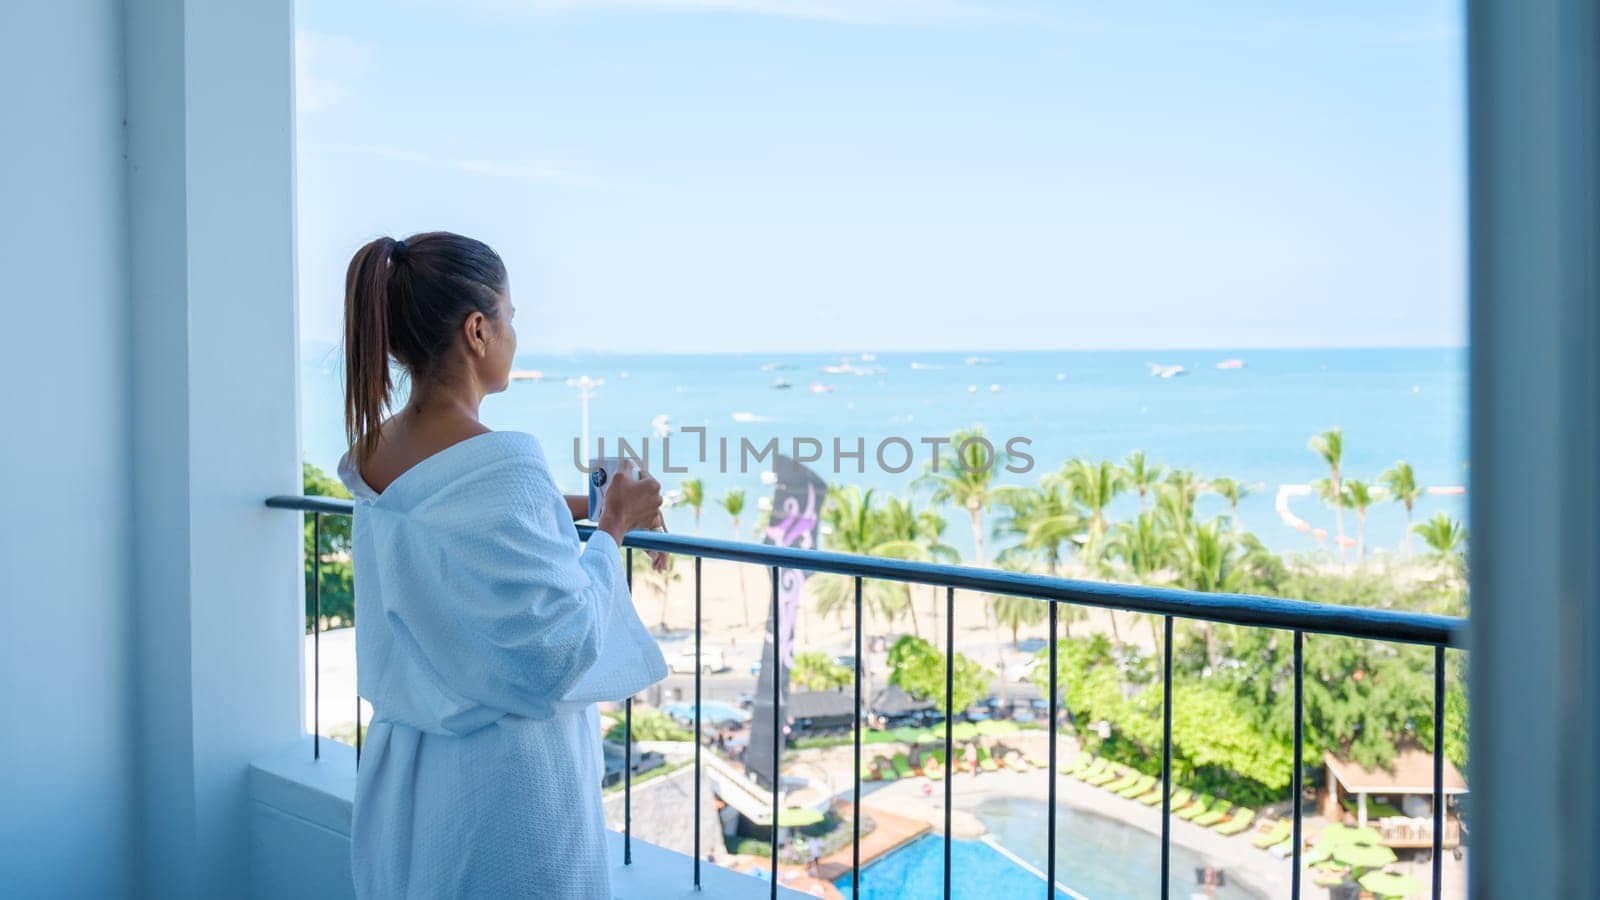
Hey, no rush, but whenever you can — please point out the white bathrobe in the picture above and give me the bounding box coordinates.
[338,431,667,900]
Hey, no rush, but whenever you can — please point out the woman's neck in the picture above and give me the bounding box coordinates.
[405,378,483,425]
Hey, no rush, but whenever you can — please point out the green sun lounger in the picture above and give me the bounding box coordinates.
[1137,782,1166,806]
[923,748,946,781]
[1104,769,1140,793]
[1192,802,1232,827]
[1166,787,1193,812]
[1177,794,1217,821]
[1118,774,1157,798]
[1085,763,1123,786]
[1251,820,1292,849]
[1214,808,1256,835]
[872,755,898,781]
[1074,758,1106,780]
[892,752,914,778]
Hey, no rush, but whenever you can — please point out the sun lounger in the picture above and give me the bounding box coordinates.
[1214,808,1256,835]
[1073,758,1106,780]
[1137,782,1165,806]
[1118,774,1157,798]
[1166,788,1193,812]
[1085,763,1123,786]
[975,745,999,773]
[1192,802,1232,827]
[1005,754,1032,773]
[872,756,898,781]
[1177,794,1217,821]
[1104,769,1140,793]
[891,752,914,779]
[923,749,945,781]
[1250,820,1292,849]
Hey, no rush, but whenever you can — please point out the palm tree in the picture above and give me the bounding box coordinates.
[1381,462,1424,560]
[1163,469,1206,521]
[680,478,705,534]
[1062,458,1126,561]
[1104,511,1175,646]
[1174,519,1247,665]
[1208,477,1253,529]
[814,486,909,630]
[1123,451,1166,513]
[993,483,1085,637]
[875,495,959,638]
[1415,513,1467,564]
[630,549,683,633]
[991,589,1047,648]
[720,488,751,626]
[1309,429,1346,562]
[919,427,1003,567]
[1343,479,1375,563]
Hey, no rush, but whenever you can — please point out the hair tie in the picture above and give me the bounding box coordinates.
[391,239,409,263]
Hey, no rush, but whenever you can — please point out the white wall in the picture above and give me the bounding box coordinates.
[0,1,136,896]
[0,1,303,896]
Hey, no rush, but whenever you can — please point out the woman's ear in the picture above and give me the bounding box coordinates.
[463,310,489,357]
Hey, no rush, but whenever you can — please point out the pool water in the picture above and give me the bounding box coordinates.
[834,800,1268,899]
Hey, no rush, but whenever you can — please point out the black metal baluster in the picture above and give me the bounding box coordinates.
[1047,602,1059,898]
[1161,615,1173,898]
[1292,630,1304,899]
[354,571,361,767]
[694,555,703,889]
[770,565,780,899]
[313,514,321,761]
[1432,645,1445,900]
[852,575,863,891]
[943,585,954,900]
[625,546,634,866]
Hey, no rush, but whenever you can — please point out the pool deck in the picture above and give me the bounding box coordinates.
[815,801,931,882]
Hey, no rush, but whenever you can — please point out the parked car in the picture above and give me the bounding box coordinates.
[669,645,729,674]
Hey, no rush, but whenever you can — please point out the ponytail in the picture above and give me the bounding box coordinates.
[341,232,508,465]
[343,237,399,465]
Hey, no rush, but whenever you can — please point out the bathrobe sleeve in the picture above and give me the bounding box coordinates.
[376,444,666,722]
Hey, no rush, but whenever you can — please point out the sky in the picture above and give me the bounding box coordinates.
[294,0,1465,353]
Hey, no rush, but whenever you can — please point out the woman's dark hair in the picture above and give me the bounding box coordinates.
[343,231,507,463]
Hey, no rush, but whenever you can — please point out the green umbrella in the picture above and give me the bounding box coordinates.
[1302,846,1334,866]
[1358,870,1425,898]
[950,722,979,741]
[891,726,928,744]
[1333,841,1398,869]
[777,808,825,828]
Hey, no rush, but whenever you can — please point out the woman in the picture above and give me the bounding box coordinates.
[336,232,669,898]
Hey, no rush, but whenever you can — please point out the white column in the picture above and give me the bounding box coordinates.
[1469,1,1599,897]
[127,0,302,896]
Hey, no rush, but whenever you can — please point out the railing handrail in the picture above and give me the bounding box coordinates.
[268,494,1465,647]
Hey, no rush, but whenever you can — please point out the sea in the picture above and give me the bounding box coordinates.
[299,346,1467,561]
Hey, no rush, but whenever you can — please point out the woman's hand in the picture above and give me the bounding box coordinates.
[596,461,664,547]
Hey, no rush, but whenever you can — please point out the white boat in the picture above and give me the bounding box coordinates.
[1149,363,1187,379]
[965,356,994,366]
[809,381,834,394]
[1216,359,1245,370]
[909,361,943,370]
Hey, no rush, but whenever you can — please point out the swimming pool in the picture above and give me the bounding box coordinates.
[833,800,1268,899]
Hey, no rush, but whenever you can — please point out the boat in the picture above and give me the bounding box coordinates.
[1216,359,1245,370]
[809,381,834,394]
[965,356,994,366]
[859,352,876,362]
[988,384,1002,393]
[1149,364,1187,379]
[509,369,546,382]
[771,379,793,390]
[909,361,942,370]
[731,411,771,423]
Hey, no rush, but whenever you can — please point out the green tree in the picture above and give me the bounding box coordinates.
[303,462,353,632]
[1062,458,1126,560]
[1414,513,1467,575]
[1208,477,1253,529]
[814,487,910,630]
[1309,428,1347,563]
[720,488,753,626]
[1104,512,1176,646]
[873,495,958,639]
[1342,479,1376,562]
[919,427,1004,567]
[631,549,684,632]
[993,483,1085,637]
[679,478,705,533]
[792,651,853,691]
[605,707,693,742]
[887,635,992,716]
[1380,462,1424,560]
[1123,451,1166,513]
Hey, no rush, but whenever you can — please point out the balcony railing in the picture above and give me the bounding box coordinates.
[268,493,1465,899]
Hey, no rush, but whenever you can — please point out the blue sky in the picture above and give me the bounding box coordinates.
[294,0,1464,353]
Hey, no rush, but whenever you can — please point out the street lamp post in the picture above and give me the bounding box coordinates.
[566,374,604,461]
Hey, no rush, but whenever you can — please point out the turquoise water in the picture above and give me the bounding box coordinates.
[300,346,1466,558]
[834,801,1270,900]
